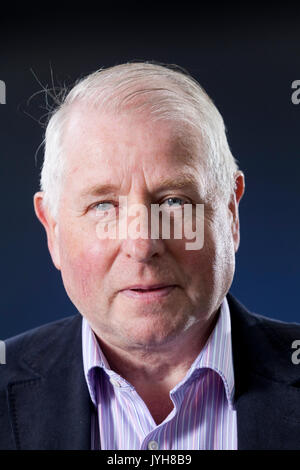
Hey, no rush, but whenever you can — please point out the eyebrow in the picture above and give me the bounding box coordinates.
[79,174,201,199]
[79,183,121,199]
[155,174,201,192]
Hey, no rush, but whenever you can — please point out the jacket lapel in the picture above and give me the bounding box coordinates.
[228,293,300,450]
[7,314,92,450]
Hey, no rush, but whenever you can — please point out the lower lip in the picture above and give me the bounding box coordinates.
[121,286,176,300]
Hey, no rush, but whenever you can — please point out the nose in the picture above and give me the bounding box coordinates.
[123,236,165,262]
[120,204,166,262]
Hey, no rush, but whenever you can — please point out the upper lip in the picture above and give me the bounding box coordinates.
[122,283,176,290]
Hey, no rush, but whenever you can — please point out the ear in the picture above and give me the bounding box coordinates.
[228,171,245,252]
[33,192,61,270]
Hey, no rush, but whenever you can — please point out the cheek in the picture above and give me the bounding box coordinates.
[59,229,112,299]
[173,216,234,284]
[179,243,216,283]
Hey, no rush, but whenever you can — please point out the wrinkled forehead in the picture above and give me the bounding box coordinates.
[60,102,209,190]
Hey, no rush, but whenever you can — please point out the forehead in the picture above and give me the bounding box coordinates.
[61,103,207,192]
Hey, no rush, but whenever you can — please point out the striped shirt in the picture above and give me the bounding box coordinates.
[82,296,237,449]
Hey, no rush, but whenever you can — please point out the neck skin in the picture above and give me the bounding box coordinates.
[95,308,220,395]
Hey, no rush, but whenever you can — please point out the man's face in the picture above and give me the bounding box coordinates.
[35,105,243,351]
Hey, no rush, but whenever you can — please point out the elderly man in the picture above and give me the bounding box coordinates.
[1,62,300,450]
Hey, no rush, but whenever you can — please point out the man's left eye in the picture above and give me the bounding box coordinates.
[161,197,185,207]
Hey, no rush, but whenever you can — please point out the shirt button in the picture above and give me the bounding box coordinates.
[148,440,158,450]
[110,378,121,387]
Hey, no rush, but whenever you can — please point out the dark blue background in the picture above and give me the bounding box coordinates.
[1,4,300,338]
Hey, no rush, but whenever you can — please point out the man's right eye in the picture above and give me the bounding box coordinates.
[94,201,115,211]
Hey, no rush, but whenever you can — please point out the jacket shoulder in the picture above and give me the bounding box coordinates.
[0,314,86,450]
[228,292,300,341]
[227,293,300,384]
[1,314,82,385]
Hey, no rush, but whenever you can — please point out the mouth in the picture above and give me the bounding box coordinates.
[120,284,178,301]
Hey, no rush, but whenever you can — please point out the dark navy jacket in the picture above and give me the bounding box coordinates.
[1,293,300,450]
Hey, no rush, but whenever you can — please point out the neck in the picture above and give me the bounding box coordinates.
[95,309,219,392]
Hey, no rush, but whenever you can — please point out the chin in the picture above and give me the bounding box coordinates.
[118,316,188,349]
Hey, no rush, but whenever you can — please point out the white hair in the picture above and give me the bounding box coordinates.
[40,62,239,219]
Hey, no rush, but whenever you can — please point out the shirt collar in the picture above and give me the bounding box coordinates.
[82,316,111,406]
[190,296,235,408]
[82,295,235,409]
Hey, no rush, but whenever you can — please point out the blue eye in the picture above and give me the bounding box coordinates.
[162,197,185,207]
[95,201,114,211]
